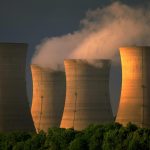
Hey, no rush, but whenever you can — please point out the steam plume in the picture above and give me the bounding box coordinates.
[32,2,150,69]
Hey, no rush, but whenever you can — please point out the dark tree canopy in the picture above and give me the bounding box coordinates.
[0,123,150,150]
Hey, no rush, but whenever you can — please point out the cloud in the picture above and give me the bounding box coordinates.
[32,2,150,69]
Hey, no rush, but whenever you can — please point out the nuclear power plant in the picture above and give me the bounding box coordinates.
[31,65,66,132]
[61,59,113,130]
[116,46,150,128]
[0,43,35,132]
[0,43,150,132]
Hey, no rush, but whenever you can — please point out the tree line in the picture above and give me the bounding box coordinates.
[0,123,150,150]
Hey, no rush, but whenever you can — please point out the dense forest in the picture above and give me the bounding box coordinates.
[0,123,150,150]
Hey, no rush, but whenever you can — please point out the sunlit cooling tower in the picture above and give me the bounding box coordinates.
[61,59,113,130]
[0,43,35,132]
[116,46,150,128]
[31,65,66,132]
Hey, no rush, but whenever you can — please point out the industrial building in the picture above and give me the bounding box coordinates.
[61,59,113,130]
[116,46,150,128]
[0,43,35,132]
[31,65,66,132]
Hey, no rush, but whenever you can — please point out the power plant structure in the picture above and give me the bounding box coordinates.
[1,43,150,132]
[0,43,35,132]
[61,59,113,130]
[31,65,66,132]
[116,46,150,128]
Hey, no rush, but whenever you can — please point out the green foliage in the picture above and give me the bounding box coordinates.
[0,131,32,150]
[127,129,150,150]
[126,123,138,132]
[0,123,149,150]
[24,131,46,150]
[12,142,24,150]
[45,127,77,150]
[89,127,105,150]
[69,136,88,150]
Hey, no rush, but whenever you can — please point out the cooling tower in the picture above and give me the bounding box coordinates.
[116,46,150,128]
[0,43,35,132]
[61,59,113,130]
[31,65,66,132]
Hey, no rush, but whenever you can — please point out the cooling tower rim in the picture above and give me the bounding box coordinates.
[119,46,150,50]
[31,64,65,73]
[0,42,28,46]
[64,59,111,62]
[31,64,53,72]
[64,59,111,68]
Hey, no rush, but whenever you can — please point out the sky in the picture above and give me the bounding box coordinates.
[0,0,149,115]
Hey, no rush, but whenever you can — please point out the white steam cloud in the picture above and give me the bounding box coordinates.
[32,2,150,69]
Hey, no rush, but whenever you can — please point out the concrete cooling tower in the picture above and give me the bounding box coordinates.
[31,65,66,132]
[0,43,35,132]
[116,46,150,128]
[61,59,113,130]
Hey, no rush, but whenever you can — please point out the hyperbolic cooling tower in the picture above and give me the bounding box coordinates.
[116,46,150,128]
[31,65,66,132]
[0,43,35,132]
[61,59,113,130]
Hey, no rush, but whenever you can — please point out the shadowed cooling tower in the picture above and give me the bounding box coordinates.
[31,65,66,132]
[116,46,150,128]
[61,59,113,130]
[0,43,35,132]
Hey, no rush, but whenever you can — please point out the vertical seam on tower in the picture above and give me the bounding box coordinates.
[73,61,77,129]
[38,70,43,133]
[142,48,144,127]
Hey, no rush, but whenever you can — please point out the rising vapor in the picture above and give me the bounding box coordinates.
[32,2,150,69]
